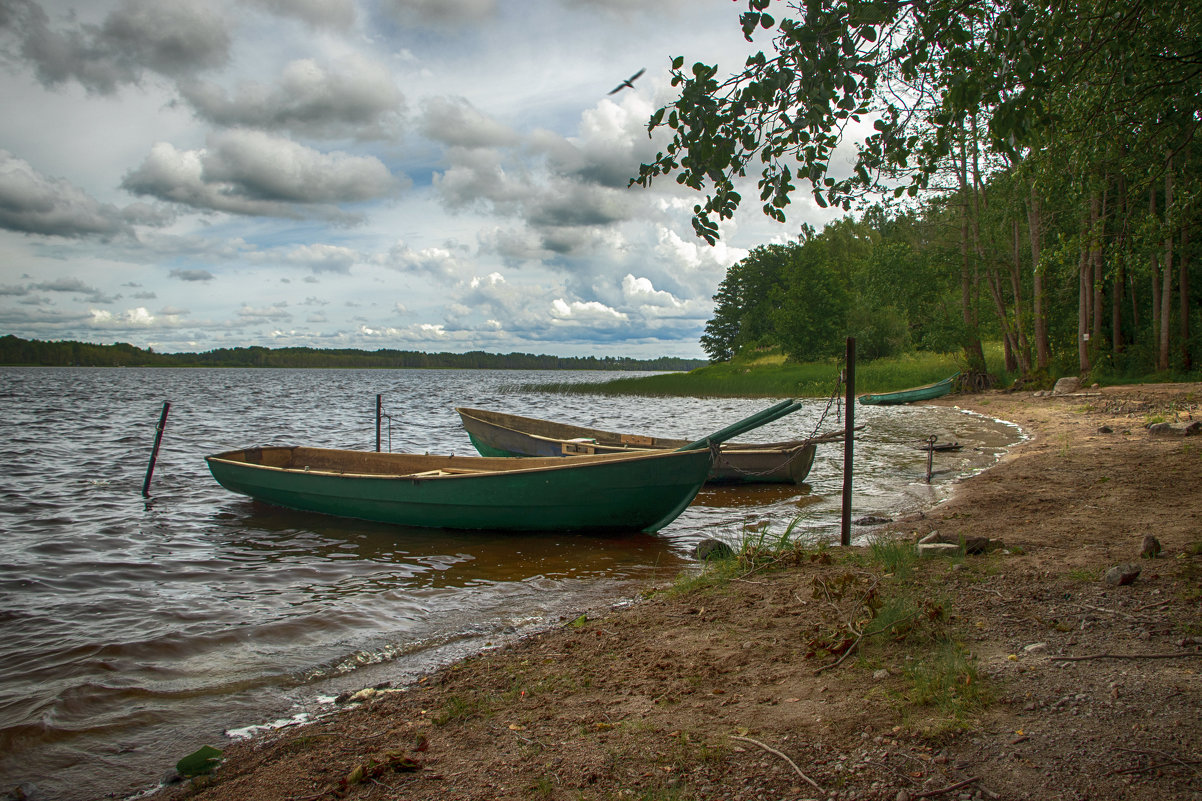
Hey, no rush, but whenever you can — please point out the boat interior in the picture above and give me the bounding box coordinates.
[207,445,677,477]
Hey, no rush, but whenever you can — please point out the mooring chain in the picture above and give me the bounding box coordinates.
[722,364,845,478]
[807,359,844,440]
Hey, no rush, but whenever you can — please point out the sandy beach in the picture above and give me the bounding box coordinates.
[153,383,1202,801]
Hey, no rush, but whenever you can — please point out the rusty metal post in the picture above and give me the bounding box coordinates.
[142,400,170,498]
[376,394,383,452]
[841,337,855,546]
[925,435,937,483]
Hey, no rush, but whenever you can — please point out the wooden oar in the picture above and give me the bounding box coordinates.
[675,399,804,451]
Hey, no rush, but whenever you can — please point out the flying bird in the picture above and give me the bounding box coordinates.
[608,68,646,95]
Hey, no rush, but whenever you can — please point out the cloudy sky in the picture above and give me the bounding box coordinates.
[0,0,843,358]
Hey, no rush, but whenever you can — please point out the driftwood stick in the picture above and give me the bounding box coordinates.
[1049,651,1202,662]
[1112,747,1202,777]
[730,735,822,791]
[1109,760,1201,777]
[912,776,981,798]
[813,612,918,676]
[1072,602,1142,619]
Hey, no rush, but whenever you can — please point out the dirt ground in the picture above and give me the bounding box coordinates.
[156,383,1202,801]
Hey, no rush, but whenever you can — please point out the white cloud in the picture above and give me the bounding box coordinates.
[0,151,132,237]
[249,0,355,29]
[280,243,360,273]
[381,0,497,25]
[180,57,403,139]
[122,131,401,219]
[550,298,627,323]
[89,306,158,326]
[418,96,518,148]
[4,0,231,94]
[621,274,684,309]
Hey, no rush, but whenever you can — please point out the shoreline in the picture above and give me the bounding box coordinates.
[154,383,1202,801]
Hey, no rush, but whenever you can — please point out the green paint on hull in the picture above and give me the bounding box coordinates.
[858,373,959,406]
[206,446,711,533]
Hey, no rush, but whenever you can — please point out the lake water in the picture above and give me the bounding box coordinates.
[0,367,1022,800]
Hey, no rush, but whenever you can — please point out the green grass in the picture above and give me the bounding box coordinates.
[661,518,828,597]
[1067,566,1102,582]
[520,347,988,398]
[900,639,991,732]
[527,775,554,798]
[867,535,918,579]
[514,341,1201,399]
[432,694,490,725]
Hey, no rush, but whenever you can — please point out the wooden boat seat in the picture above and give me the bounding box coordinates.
[403,468,486,478]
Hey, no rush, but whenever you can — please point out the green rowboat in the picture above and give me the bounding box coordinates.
[456,407,818,485]
[858,373,960,406]
[205,446,712,533]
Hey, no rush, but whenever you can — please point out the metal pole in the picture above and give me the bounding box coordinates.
[376,394,383,452]
[841,337,855,546]
[925,435,937,483]
[142,400,170,498]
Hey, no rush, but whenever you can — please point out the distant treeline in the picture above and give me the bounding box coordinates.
[0,335,705,372]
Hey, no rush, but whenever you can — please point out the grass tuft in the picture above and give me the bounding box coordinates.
[433,694,490,725]
[867,535,917,579]
[903,639,991,727]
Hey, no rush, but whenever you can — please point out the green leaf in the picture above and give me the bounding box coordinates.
[177,746,223,777]
[741,12,761,39]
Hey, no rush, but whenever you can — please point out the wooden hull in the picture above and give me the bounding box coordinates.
[858,373,959,406]
[457,407,816,485]
[205,446,711,533]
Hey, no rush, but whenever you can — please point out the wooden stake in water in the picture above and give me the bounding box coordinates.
[142,400,171,498]
[841,337,855,547]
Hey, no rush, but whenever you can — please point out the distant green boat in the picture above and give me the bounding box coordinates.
[206,446,712,533]
[858,373,960,406]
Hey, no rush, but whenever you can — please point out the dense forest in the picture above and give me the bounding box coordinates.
[642,0,1200,385]
[0,335,705,372]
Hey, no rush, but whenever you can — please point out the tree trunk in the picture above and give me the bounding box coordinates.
[985,265,1019,373]
[1091,188,1106,347]
[1011,217,1031,373]
[1151,187,1161,353]
[1182,224,1192,371]
[1159,159,1173,371]
[1112,176,1128,355]
[1078,217,1091,374]
[957,135,987,380]
[1028,185,1050,370]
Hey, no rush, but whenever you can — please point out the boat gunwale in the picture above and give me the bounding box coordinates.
[204,445,710,482]
[857,372,960,405]
[455,407,818,453]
